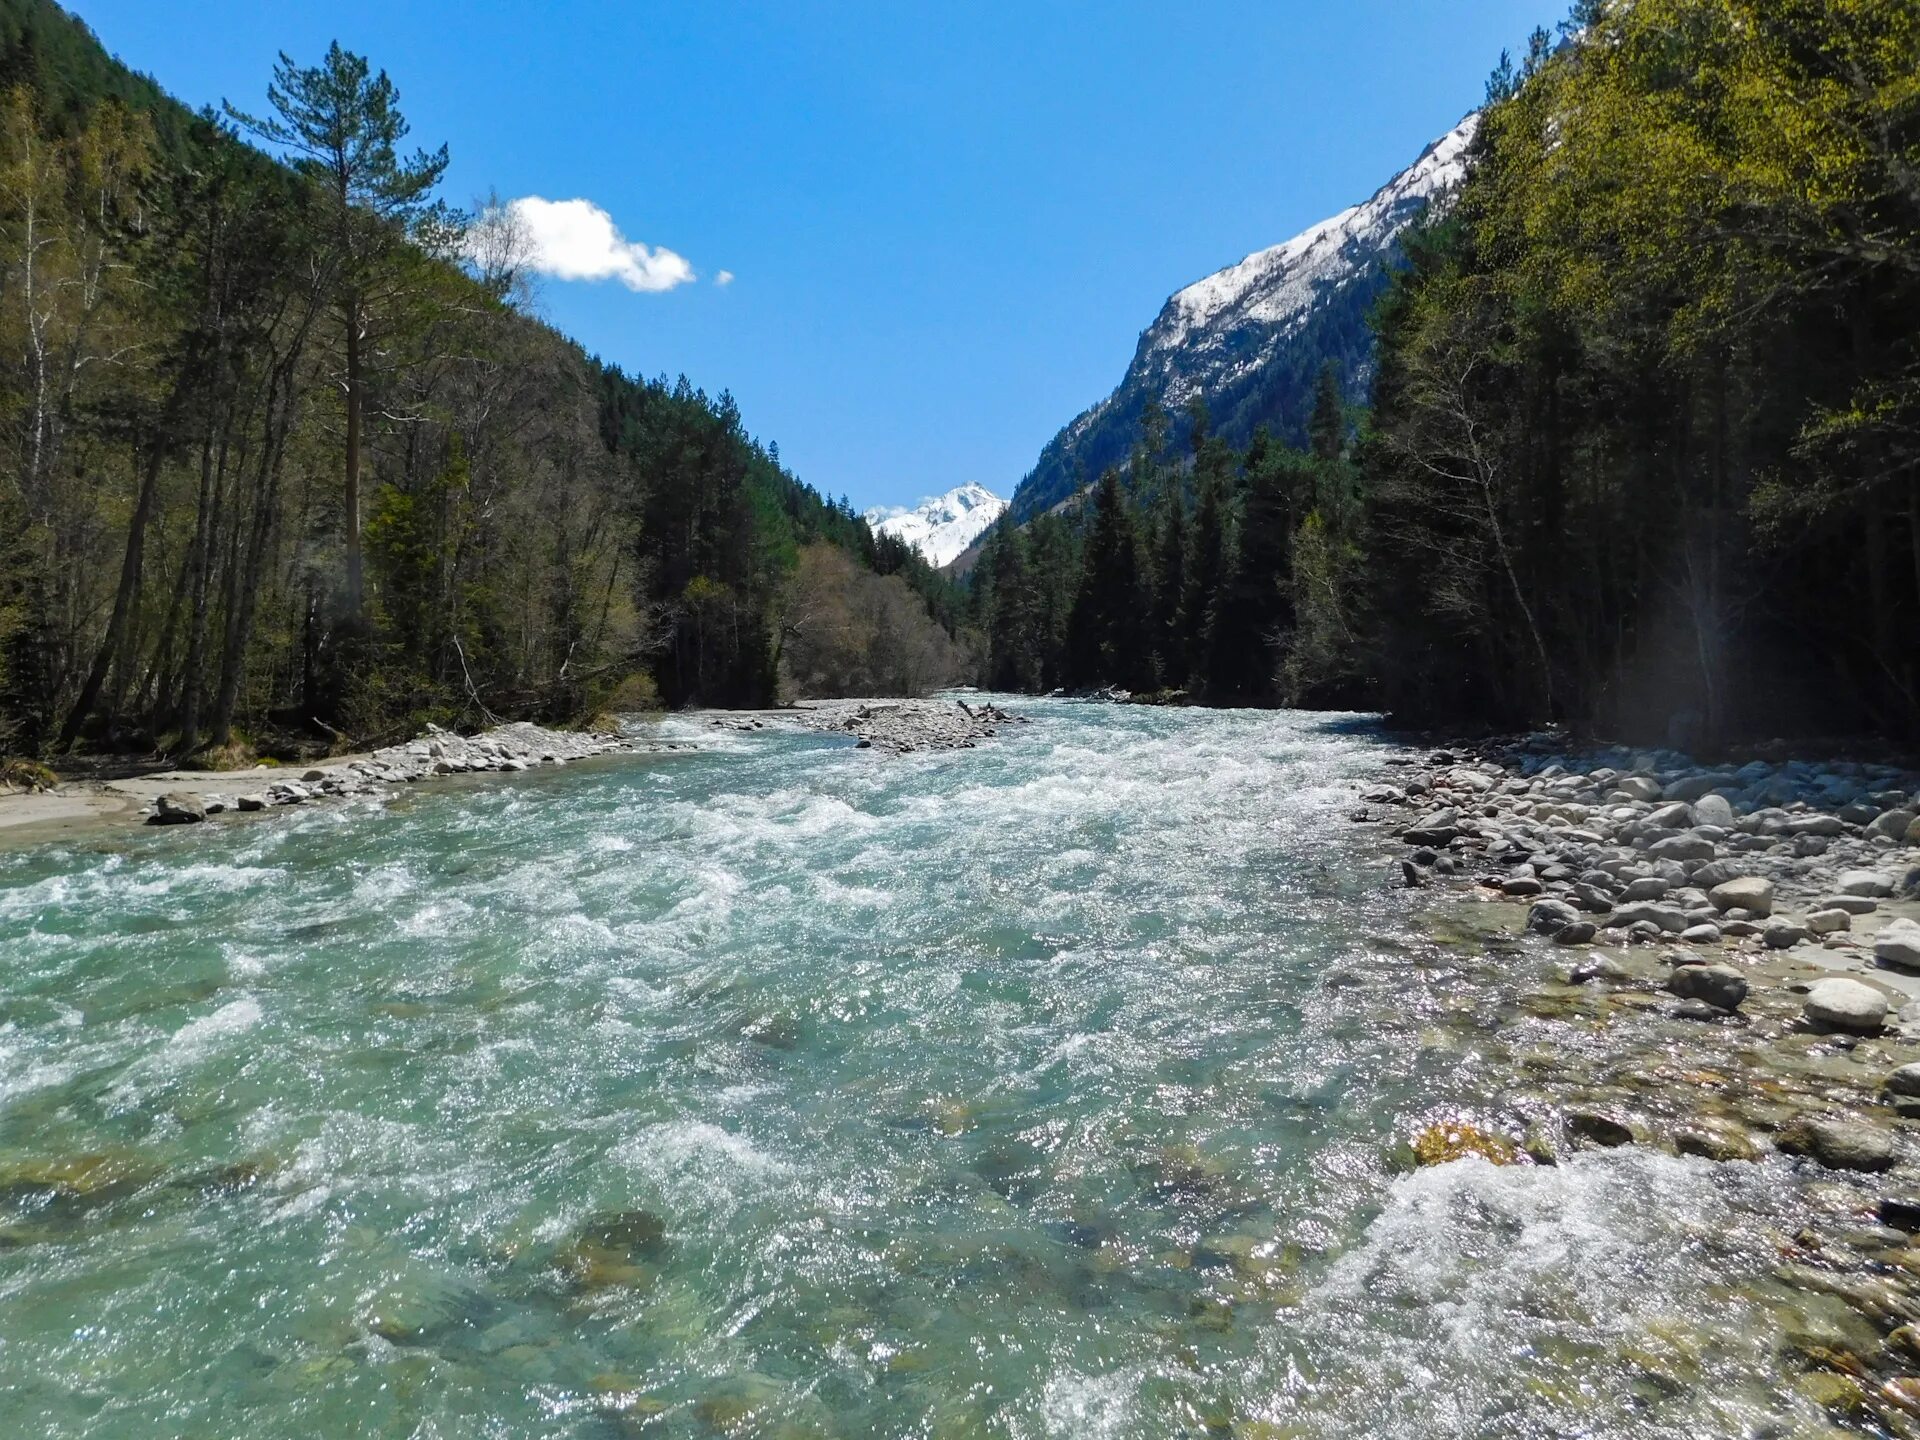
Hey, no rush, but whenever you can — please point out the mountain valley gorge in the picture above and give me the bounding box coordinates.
[3,2,1920,1438]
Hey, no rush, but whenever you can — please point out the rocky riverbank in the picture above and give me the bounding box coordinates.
[141,721,677,826]
[1363,736,1920,1426]
[0,721,695,844]
[709,697,1028,754]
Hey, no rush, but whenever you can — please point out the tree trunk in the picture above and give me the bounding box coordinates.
[344,294,365,619]
[56,434,166,748]
[175,423,230,755]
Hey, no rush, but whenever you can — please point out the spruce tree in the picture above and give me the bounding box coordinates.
[1151,492,1188,688]
[1065,470,1150,690]
[1207,430,1301,701]
[1308,362,1346,464]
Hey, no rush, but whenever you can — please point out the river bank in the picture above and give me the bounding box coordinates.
[1365,736,1920,1427]
[0,698,1021,850]
[0,721,672,849]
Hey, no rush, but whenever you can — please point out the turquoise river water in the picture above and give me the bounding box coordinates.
[0,701,1855,1437]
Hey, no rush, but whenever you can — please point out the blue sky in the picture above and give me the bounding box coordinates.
[74,1,1550,513]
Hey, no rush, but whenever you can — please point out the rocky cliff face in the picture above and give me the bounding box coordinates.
[1010,115,1478,521]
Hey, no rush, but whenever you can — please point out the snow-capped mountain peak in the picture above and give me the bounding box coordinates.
[1009,114,1480,522]
[1146,114,1480,396]
[863,483,1007,569]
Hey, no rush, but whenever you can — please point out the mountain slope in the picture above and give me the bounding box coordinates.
[863,483,1007,568]
[1009,115,1478,521]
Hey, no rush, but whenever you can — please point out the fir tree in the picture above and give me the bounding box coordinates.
[1150,492,1188,688]
[1065,470,1150,690]
[1308,362,1346,464]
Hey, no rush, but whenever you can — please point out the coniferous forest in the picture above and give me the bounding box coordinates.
[973,0,1920,749]
[0,0,964,760]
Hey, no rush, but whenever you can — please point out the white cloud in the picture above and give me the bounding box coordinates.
[503,196,695,293]
[715,269,735,287]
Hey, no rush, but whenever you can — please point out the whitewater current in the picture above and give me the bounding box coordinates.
[0,701,1843,1436]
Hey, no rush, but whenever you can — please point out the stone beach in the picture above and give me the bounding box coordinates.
[1363,734,1920,1428]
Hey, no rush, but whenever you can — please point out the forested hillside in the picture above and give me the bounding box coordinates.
[978,0,1920,749]
[0,0,962,759]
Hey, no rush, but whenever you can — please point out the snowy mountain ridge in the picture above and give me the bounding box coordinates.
[1149,115,1479,387]
[863,482,1008,569]
[1009,114,1479,522]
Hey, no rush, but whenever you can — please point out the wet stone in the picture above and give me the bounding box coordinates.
[1566,1110,1637,1147]
[1778,1117,1897,1173]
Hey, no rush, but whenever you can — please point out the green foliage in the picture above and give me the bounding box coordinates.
[0,1,956,755]
[1361,0,1920,742]
[0,755,54,790]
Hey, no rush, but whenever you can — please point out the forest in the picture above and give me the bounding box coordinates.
[973,0,1920,749]
[0,0,964,762]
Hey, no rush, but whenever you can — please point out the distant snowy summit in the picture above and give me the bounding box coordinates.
[863,482,1007,569]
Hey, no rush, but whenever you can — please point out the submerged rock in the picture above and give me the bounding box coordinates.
[1778,1117,1897,1172]
[1666,963,1748,1012]
[1566,1110,1637,1147]
[552,1209,668,1294]
[1673,1118,1762,1163]
[1411,1120,1518,1167]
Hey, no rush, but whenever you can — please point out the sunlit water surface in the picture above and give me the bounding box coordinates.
[0,702,1839,1436]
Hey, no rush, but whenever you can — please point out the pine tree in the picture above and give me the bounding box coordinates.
[226,44,450,621]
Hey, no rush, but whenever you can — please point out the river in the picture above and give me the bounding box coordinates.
[0,700,1855,1436]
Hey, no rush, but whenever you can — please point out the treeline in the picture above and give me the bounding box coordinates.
[1361,0,1920,745]
[0,0,961,758]
[982,0,1920,748]
[969,380,1362,705]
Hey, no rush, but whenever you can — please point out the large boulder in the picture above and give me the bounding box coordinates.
[1709,877,1775,916]
[1614,776,1663,803]
[1877,918,1920,973]
[1693,793,1736,828]
[1784,815,1846,838]
[1619,877,1672,902]
[1646,802,1697,830]
[1806,908,1853,935]
[148,792,207,825]
[1870,809,1918,841]
[1664,775,1724,804]
[1607,902,1689,934]
[1838,870,1896,898]
[1667,963,1748,1011]
[1403,808,1463,847]
[1526,899,1583,936]
[1693,860,1756,890]
[1803,977,1889,1034]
